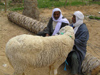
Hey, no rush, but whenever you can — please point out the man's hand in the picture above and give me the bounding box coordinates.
[46,34,49,36]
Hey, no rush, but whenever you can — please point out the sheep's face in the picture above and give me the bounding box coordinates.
[59,27,66,35]
[59,26,75,39]
[59,26,73,34]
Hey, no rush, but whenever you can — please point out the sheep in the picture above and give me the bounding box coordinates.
[5,26,75,75]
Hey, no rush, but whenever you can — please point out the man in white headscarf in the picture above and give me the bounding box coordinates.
[37,8,69,36]
[67,11,89,75]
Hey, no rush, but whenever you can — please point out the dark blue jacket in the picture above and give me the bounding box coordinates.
[67,23,89,73]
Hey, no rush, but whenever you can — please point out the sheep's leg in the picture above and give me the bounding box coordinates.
[12,61,26,75]
[49,66,58,75]
[49,66,57,75]
[53,57,66,75]
[54,69,57,75]
[13,72,25,75]
[49,66,52,75]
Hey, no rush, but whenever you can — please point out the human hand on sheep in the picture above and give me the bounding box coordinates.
[46,34,50,36]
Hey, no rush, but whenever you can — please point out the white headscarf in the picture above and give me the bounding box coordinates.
[52,8,69,36]
[73,11,84,34]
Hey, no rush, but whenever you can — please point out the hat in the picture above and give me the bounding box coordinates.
[73,11,84,20]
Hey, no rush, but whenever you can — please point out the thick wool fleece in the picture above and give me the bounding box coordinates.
[5,26,74,74]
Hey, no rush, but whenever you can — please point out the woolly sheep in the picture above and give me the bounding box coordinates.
[5,26,74,75]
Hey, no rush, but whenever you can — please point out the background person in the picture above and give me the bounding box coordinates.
[37,8,69,36]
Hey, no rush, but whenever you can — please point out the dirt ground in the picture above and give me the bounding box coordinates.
[0,4,100,75]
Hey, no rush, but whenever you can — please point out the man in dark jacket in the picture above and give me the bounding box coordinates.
[37,8,69,36]
[67,11,89,75]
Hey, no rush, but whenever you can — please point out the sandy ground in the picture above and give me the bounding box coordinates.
[0,4,100,75]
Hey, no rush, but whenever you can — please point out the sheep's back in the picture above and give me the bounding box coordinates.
[6,34,43,54]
